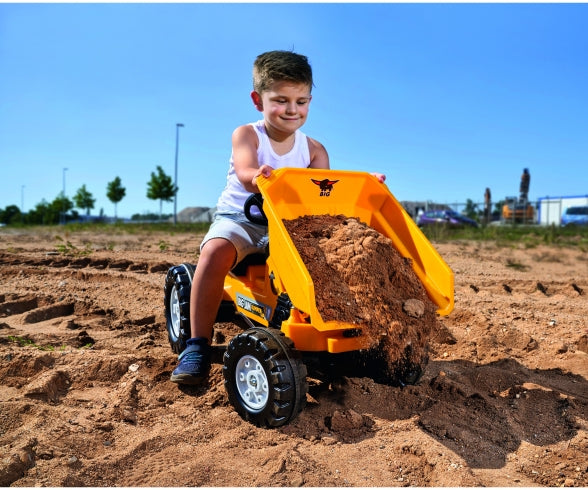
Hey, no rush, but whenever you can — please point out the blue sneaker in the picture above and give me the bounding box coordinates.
[170,337,211,385]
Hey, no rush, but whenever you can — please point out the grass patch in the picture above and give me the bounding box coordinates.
[54,235,93,256]
[77,221,211,235]
[13,221,212,236]
[8,335,61,351]
[5,221,588,248]
[505,259,530,271]
[158,239,171,252]
[8,335,93,351]
[419,223,588,248]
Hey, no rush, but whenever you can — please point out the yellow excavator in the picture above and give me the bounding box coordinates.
[502,168,534,223]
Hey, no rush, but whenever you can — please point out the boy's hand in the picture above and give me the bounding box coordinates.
[251,164,273,191]
[371,172,386,183]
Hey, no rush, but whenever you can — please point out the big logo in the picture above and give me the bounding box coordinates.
[311,178,339,197]
[236,293,271,320]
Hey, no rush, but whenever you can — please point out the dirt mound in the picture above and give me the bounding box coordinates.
[284,214,438,383]
[0,228,587,487]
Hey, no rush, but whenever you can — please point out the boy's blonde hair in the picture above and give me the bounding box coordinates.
[253,50,313,94]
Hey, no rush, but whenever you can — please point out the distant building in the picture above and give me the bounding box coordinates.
[174,206,214,223]
[537,195,588,225]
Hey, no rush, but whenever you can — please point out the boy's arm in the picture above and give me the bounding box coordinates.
[307,137,330,169]
[231,125,268,193]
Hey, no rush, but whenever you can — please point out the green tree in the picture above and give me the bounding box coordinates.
[106,176,126,219]
[27,199,51,225]
[0,205,21,225]
[25,195,73,225]
[53,193,74,225]
[146,165,177,221]
[463,199,479,221]
[73,184,96,217]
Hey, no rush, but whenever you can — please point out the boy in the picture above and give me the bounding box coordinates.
[171,50,384,385]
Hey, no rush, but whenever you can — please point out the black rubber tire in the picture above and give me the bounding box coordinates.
[318,345,428,388]
[223,327,308,428]
[358,344,429,387]
[163,263,195,354]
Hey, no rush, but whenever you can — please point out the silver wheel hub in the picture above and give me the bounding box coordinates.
[170,285,181,338]
[235,355,269,411]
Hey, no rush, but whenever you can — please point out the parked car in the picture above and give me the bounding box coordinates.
[561,206,588,226]
[417,209,478,228]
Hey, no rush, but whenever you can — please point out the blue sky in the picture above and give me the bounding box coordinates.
[1,3,587,218]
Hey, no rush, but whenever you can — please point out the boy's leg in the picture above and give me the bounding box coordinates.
[189,238,237,341]
[170,238,236,385]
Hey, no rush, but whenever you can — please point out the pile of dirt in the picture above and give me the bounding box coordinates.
[284,215,438,383]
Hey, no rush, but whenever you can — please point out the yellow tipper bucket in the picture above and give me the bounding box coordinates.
[257,168,454,323]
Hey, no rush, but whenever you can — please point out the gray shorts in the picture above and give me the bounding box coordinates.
[201,212,268,266]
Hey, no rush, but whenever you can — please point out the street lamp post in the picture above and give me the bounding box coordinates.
[61,167,68,225]
[21,185,25,224]
[173,123,184,225]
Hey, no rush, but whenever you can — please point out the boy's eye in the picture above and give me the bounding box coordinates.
[274,98,308,105]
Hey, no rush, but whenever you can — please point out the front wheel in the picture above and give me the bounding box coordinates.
[223,327,308,427]
[163,263,195,354]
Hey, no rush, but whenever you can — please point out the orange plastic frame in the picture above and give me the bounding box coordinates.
[223,168,454,353]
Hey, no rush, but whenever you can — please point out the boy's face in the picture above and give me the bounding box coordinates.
[251,81,312,136]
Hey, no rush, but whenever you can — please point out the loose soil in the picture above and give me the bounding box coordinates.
[284,214,437,383]
[0,226,587,487]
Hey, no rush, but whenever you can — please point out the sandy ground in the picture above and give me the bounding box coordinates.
[0,226,586,487]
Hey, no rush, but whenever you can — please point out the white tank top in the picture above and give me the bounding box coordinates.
[216,120,311,213]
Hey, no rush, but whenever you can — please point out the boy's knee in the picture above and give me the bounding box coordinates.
[200,238,237,269]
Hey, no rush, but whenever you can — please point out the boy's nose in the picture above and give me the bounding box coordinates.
[286,102,297,114]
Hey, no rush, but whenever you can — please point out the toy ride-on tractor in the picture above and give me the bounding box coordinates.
[164,168,454,428]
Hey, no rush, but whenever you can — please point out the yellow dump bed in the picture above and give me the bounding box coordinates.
[257,168,454,341]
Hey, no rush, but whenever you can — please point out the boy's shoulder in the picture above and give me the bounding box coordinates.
[233,121,256,131]
[231,123,263,154]
[306,135,326,151]
[306,135,329,169]
[232,123,258,140]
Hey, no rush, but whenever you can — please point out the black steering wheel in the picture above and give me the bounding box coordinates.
[244,193,268,226]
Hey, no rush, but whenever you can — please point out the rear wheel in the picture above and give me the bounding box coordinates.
[223,327,307,427]
[164,263,195,354]
[318,344,428,387]
[359,343,428,387]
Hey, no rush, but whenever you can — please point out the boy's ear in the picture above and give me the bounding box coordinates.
[251,91,263,111]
